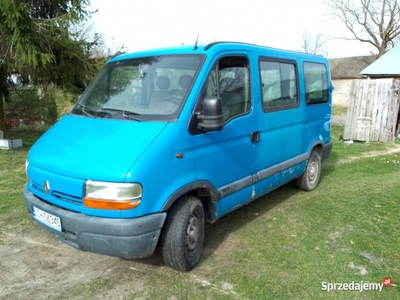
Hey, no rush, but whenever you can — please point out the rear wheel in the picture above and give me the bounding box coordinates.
[162,196,205,271]
[296,149,321,191]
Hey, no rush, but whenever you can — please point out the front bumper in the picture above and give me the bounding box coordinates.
[23,185,166,259]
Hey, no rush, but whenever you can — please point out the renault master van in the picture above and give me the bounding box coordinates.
[23,42,333,271]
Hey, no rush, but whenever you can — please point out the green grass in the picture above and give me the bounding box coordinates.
[329,126,393,162]
[1,125,399,299]
[332,105,348,116]
[0,127,50,229]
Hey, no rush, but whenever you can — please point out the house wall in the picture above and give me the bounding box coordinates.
[331,79,366,107]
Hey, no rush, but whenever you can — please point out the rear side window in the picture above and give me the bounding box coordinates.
[304,62,328,104]
[260,60,298,112]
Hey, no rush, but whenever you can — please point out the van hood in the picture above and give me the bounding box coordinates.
[28,115,167,182]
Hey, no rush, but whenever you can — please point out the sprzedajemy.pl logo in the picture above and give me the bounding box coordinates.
[321,277,393,292]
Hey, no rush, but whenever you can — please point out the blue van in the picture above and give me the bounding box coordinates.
[23,42,333,271]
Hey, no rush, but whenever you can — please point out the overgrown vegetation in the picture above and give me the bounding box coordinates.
[3,89,78,129]
[0,0,116,131]
[1,125,399,299]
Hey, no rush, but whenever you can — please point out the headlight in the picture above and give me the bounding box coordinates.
[84,180,142,210]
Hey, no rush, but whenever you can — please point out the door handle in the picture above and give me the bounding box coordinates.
[251,131,260,143]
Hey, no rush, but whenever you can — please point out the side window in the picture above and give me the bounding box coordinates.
[203,56,251,122]
[304,62,328,104]
[260,60,298,112]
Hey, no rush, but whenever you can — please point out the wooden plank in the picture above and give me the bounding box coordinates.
[395,80,400,138]
[389,79,400,141]
[344,80,363,140]
[376,80,386,141]
[378,80,389,142]
[373,80,382,141]
[370,80,379,141]
[344,78,399,142]
[386,80,395,141]
[381,79,390,142]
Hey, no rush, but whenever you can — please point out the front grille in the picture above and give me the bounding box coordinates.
[32,181,44,193]
[31,181,83,206]
[52,191,83,205]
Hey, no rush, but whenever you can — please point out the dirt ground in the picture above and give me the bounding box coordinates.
[0,221,237,300]
[0,223,165,299]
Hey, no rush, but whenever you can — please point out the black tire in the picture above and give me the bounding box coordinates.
[162,196,205,271]
[296,149,321,191]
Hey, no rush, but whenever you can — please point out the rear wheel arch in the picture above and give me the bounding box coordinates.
[307,141,323,156]
[296,146,322,191]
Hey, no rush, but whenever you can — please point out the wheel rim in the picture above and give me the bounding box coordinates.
[308,158,319,184]
[186,214,199,251]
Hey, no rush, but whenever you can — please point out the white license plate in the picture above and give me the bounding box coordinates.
[32,206,62,232]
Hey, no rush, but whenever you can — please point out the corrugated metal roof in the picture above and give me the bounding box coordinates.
[360,46,400,76]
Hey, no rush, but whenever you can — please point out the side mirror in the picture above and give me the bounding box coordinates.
[196,97,224,131]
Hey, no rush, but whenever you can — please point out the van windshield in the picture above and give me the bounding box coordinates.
[71,55,204,121]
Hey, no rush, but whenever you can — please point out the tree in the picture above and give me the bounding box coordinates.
[0,0,92,132]
[325,0,400,57]
[298,31,329,56]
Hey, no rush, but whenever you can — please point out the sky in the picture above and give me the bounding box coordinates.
[88,0,377,58]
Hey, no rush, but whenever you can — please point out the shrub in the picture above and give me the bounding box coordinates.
[4,89,43,128]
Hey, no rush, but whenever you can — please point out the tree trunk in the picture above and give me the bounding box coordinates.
[0,69,7,132]
[0,84,5,133]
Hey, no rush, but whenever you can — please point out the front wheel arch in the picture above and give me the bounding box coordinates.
[161,181,219,223]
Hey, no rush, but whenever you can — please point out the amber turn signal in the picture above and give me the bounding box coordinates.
[84,198,141,210]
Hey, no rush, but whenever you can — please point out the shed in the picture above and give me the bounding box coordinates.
[343,46,400,142]
[329,56,375,106]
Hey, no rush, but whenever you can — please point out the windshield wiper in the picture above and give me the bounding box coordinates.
[75,103,95,118]
[99,108,142,121]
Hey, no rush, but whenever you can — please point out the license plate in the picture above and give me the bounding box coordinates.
[32,205,62,232]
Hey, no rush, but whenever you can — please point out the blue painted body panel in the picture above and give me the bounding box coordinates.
[25,42,332,228]
[194,113,258,218]
[123,121,196,218]
[28,115,167,182]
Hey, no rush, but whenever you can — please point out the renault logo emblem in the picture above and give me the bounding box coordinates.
[43,181,50,194]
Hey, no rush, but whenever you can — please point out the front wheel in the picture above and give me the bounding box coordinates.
[296,150,321,191]
[162,196,205,271]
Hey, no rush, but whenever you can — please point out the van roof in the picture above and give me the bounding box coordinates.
[108,41,326,63]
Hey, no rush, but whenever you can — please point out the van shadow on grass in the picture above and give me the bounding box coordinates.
[132,167,334,269]
[200,183,300,264]
[199,160,336,266]
[131,184,299,269]
[320,153,338,181]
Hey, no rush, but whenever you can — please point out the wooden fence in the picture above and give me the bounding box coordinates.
[343,78,400,142]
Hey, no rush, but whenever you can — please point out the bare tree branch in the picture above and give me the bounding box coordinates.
[298,31,329,56]
[325,0,400,57]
